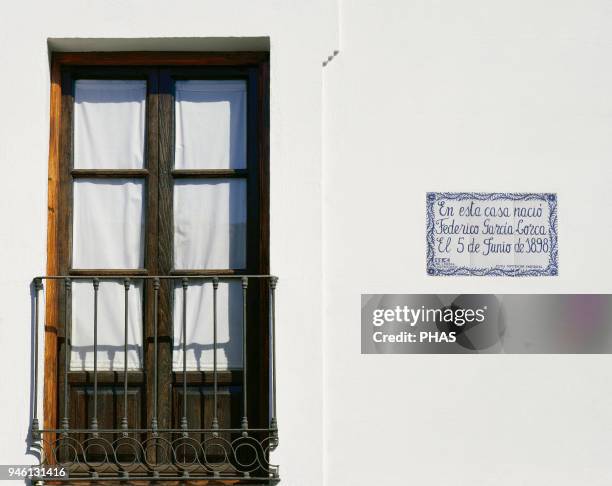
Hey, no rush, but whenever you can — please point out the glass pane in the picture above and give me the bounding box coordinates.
[73,179,145,269]
[74,79,146,169]
[172,281,243,371]
[175,80,247,169]
[173,179,246,269]
[70,281,143,371]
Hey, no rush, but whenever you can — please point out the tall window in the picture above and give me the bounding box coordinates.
[52,56,271,455]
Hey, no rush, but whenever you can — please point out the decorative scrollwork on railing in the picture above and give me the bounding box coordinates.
[32,430,279,482]
[29,275,280,482]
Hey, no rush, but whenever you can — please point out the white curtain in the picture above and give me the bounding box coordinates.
[172,79,248,370]
[71,79,147,370]
[173,179,246,270]
[172,281,243,371]
[172,179,246,370]
[72,179,145,269]
[70,281,144,370]
[70,78,247,372]
[175,80,246,169]
[74,80,146,169]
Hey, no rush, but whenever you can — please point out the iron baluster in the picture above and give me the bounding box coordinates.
[121,278,130,433]
[152,277,159,433]
[241,277,249,433]
[61,278,71,432]
[91,278,99,434]
[212,277,219,432]
[180,278,188,434]
[270,276,278,447]
[31,278,43,440]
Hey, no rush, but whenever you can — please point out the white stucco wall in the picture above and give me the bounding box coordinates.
[324,1,612,485]
[0,2,339,486]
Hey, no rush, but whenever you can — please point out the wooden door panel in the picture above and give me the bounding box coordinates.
[69,386,143,430]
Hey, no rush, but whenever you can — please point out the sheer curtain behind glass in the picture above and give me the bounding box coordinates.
[174,80,246,169]
[172,80,247,371]
[74,79,146,169]
[70,80,146,371]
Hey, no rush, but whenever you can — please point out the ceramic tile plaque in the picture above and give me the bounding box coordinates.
[426,192,558,276]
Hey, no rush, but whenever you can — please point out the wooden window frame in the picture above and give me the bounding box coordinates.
[44,51,270,437]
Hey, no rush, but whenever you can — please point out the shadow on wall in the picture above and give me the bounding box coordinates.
[47,37,271,66]
[27,280,41,461]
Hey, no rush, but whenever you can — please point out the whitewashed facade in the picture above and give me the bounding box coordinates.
[1,1,612,485]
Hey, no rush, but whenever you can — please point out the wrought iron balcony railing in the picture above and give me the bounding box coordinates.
[29,275,279,483]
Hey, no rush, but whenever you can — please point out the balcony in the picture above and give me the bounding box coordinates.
[29,275,279,483]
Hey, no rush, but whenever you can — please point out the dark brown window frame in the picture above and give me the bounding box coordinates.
[44,52,270,446]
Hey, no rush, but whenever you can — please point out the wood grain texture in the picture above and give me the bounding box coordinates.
[143,71,160,437]
[171,169,248,178]
[70,169,149,178]
[53,51,268,66]
[157,69,174,433]
[43,57,61,454]
[67,268,149,276]
[255,59,271,429]
[56,71,74,432]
